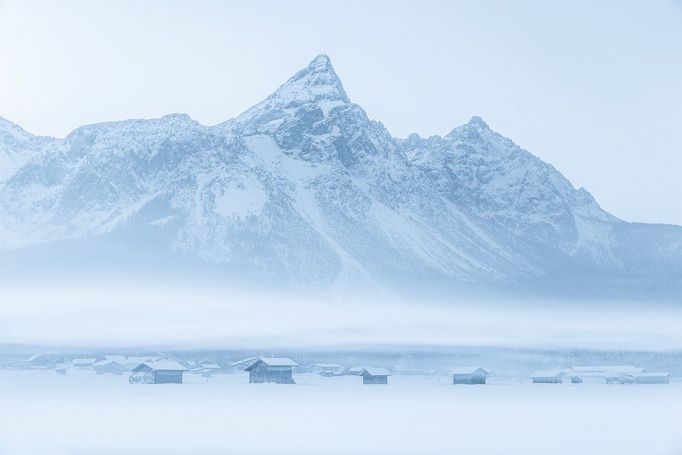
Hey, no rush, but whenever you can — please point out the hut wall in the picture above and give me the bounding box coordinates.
[154,371,184,384]
[532,377,561,384]
[363,375,388,384]
[249,365,294,384]
[129,371,154,384]
[453,374,486,385]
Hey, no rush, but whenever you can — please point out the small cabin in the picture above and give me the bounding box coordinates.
[24,354,51,369]
[130,360,188,384]
[530,369,566,384]
[629,372,670,384]
[452,367,490,385]
[360,368,390,384]
[244,357,297,384]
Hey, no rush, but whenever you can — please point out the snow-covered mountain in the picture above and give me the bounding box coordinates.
[0,55,680,298]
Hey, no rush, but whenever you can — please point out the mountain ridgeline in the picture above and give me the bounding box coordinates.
[1,55,680,298]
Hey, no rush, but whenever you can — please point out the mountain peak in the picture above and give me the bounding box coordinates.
[309,54,333,68]
[234,54,351,128]
[268,54,350,107]
[467,116,489,130]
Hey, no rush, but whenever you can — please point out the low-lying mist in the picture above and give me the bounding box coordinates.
[2,282,681,352]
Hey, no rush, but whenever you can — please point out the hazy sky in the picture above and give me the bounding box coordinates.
[0,0,680,225]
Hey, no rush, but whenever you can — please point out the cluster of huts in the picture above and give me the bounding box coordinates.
[13,355,673,386]
[530,365,671,384]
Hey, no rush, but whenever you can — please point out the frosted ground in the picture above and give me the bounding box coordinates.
[1,370,681,455]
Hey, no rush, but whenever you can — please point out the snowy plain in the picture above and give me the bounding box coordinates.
[1,370,681,455]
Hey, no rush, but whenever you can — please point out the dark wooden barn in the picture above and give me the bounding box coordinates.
[452,367,490,385]
[244,357,297,384]
[130,360,188,384]
[360,368,390,384]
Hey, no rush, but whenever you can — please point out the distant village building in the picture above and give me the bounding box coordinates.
[71,358,98,369]
[24,354,51,369]
[360,368,390,384]
[130,360,188,384]
[452,367,490,385]
[191,360,222,377]
[245,358,297,384]
[312,363,345,377]
[530,369,566,384]
[232,357,259,371]
[629,372,670,384]
[346,366,366,376]
[570,365,645,383]
[92,360,127,375]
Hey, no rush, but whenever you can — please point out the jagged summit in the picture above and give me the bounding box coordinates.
[466,115,490,130]
[280,54,349,105]
[234,55,350,130]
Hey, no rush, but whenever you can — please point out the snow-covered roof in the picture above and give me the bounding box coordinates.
[198,363,220,369]
[26,354,48,362]
[530,369,566,378]
[245,357,297,370]
[72,358,97,366]
[360,368,391,377]
[133,360,188,372]
[451,367,490,376]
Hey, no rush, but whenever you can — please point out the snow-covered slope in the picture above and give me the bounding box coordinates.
[0,117,53,185]
[0,55,680,297]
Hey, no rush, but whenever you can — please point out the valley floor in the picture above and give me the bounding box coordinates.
[0,370,681,454]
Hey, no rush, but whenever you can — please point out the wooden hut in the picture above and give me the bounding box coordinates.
[452,367,490,385]
[130,360,188,384]
[244,357,297,384]
[530,369,566,384]
[360,368,390,384]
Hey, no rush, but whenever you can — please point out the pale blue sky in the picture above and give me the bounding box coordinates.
[0,0,680,224]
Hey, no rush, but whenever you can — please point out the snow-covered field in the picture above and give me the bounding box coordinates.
[0,370,681,454]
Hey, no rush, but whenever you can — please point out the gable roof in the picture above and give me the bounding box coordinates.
[244,357,297,370]
[360,368,390,377]
[530,369,566,379]
[132,360,188,372]
[26,354,49,362]
[451,367,490,376]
